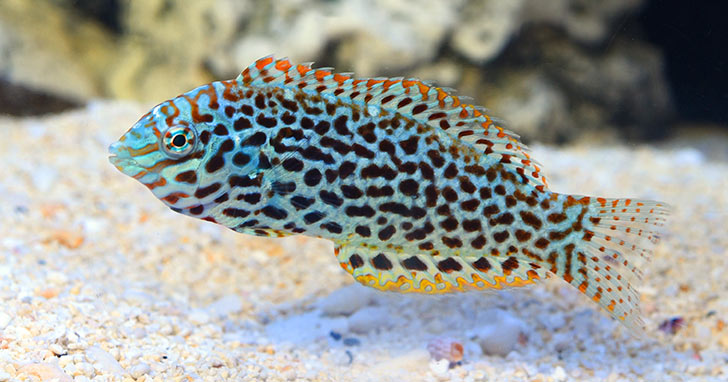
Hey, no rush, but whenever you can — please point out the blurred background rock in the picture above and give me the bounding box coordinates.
[0,0,725,144]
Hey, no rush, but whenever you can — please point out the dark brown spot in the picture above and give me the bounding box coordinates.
[399,136,420,155]
[441,236,463,248]
[483,204,500,217]
[372,253,393,270]
[440,218,458,232]
[519,211,543,230]
[443,163,458,179]
[472,257,491,272]
[345,205,376,218]
[304,169,322,186]
[425,185,438,207]
[480,187,492,200]
[242,131,266,146]
[341,185,363,199]
[493,231,509,243]
[470,235,487,249]
[366,185,394,198]
[418,242,434,250]
[205,155,225,173]
[549,213,568,224]
[349,254,364,269]
[334,115,351,136]
[282,158,304,172]
[321,221,342,234]
[549,229,571,241]
[303,211,324,224]
[412,104,427,114]
[240,104,254,116]
[464,165,486,176]
[534,237,550,249]
[175,170,197,184]
[461,199,480,212]
[437,257,462,273]
[290,196,314,210]
[224,106,235,118]
[442,187,458,202]
[261,205,288,219]
[427,150,445,167]
[397,97,412,108]
[402,256,428,271]
[462,219,481,232]
[501,257,520,273]
[194,182,221,198]
[399,179,419,196]
[355,225,371,237]
[418,162,434,180]
[319,190,343,207]
[222,207,249,217]
[495,212,515,225]
[213,124,228,135]
[515,229,532,242]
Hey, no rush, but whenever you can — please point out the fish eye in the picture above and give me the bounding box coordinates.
[161,125,197,158]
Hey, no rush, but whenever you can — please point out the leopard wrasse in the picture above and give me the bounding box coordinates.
[109,56,668,332]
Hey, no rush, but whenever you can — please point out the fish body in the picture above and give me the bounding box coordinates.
[109,56,668,332]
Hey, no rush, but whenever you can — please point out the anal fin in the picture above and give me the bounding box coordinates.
[334,244,545,294]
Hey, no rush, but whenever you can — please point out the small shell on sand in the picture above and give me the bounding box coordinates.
[427,337,464,364]
[18,363,72,382]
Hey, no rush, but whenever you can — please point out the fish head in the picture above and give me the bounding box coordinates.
[109,95,211,210]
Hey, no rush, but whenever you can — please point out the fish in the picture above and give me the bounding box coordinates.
[109,56,668,332]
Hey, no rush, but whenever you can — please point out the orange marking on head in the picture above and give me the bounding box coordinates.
[126,142,159,157]
[597,197,607,205]
[144,176,167,190]
[132,170,149,180]
[161,192,189,204]
[611,200,619,207]
[451,96,461,108]
[256,56,273,70]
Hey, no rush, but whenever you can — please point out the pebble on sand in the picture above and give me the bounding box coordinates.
[18,363,72,382]
[471,309,526,356]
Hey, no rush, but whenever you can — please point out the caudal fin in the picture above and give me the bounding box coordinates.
[549,195,669,333]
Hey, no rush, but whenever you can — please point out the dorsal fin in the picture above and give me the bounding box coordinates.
[237,56,548,190]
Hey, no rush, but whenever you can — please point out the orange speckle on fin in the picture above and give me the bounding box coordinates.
[255,56,273,70]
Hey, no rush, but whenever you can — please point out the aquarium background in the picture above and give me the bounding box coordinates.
[1,0,726,142]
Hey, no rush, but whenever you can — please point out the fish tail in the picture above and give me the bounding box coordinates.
[540,194,669,332]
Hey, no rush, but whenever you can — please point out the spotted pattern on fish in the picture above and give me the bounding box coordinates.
[109,56,669,332]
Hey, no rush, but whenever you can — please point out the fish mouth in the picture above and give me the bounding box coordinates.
[108,141,145,177]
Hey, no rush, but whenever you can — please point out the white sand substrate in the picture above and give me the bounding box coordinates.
[0,102,726,381]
